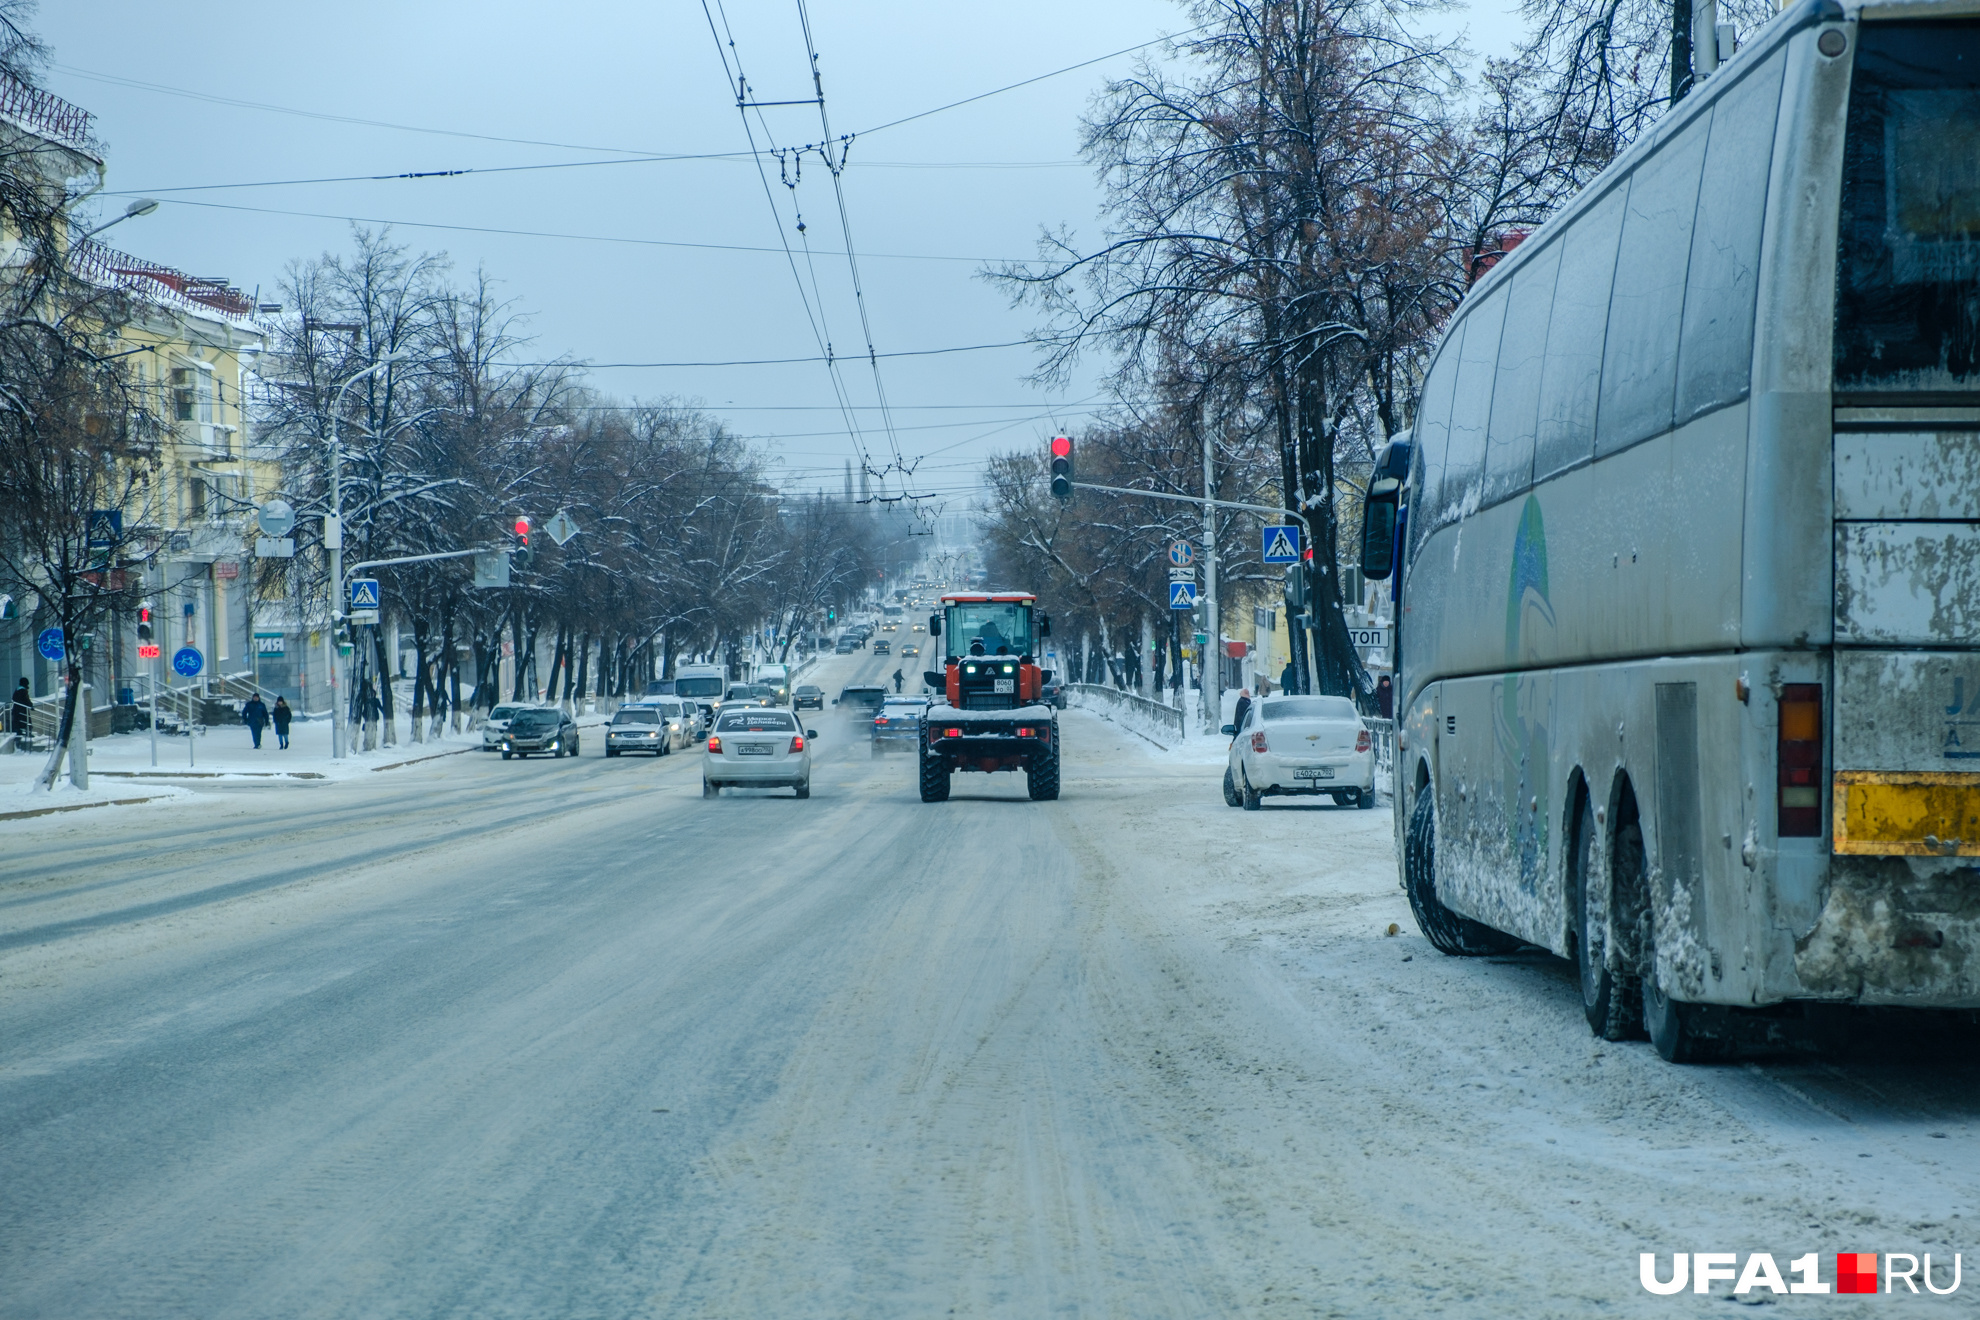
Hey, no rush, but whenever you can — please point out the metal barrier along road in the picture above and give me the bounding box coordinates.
[1064,683,1187,744]
[1364,716,1396,786]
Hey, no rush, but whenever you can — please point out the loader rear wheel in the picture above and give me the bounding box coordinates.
[1026,731,1060,801]
[918,738,950,802]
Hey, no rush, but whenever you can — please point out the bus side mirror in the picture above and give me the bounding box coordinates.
[928,614,941,637]
[1359,479,1400,581]
[1039,613,1052,638]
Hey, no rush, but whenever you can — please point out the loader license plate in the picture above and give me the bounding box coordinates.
[1295,766,1334,780]
[993,679,1015,693]
[738,742,773,756]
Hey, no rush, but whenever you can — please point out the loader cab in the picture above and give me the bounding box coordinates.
[927,593,1053,709]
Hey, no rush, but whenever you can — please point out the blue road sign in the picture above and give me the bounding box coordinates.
[1169,540,1194,568]
[172,646,204,678]
[348,578,381,611]
[1262,524,1302,565]
[1169,581,1197,609]
[87,509,123,548]
[36,627,64,660]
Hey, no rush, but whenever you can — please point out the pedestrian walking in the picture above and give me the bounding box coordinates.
[272,696,293,750]
[242,694,268,749]
[1280,661,1298,695]
[11,677,30,739]
[1230,687,1253,739]
[892,668,904,693]
[1375,675,1394,719]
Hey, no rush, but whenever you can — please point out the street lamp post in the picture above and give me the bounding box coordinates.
[325,353,406,760]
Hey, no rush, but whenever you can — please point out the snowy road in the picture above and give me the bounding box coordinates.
[3,650,1977,1317]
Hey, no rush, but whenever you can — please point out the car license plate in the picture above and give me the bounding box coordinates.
[993,678,1015,693]
[1294,766,1334,780]
[738,742,773,756]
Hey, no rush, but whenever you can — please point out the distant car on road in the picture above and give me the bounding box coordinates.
[1222,694,1375,809]
[835,684,887,715]
[481,703,526,750]
[724,683,775,710]
[873,639,891,655]
[501,707,580,760]
[703,707,816,798]
[793,684,825,710]
[606,702,684,757]
[900,644,919,658]
[871,696,929,756]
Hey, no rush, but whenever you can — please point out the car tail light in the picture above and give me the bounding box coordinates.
[1017,727,1035,737]
[1251,731,1268,753]
[790,735,805,752]
[944,727,962,738]
[706,735,722,754]
[1778,683,1823,837]
[1355,729,1371,753]
[875,717,888,724]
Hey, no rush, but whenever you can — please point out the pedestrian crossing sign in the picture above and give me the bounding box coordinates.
[1169,581,1197,609]
[348,578,381,611]
[1262,524,1301,564]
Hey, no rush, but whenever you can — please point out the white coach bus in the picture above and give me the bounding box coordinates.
[1357,0,1980,1060]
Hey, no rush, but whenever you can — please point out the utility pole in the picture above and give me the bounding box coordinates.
[323,352,404,759]
[1201,428,1219,733]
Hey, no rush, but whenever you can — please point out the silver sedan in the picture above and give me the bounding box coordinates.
[703,708,816,798]
[1224,695,1376,809]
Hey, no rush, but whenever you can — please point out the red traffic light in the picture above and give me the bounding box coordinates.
[1049,436,1073,500]
[513,516,530,537]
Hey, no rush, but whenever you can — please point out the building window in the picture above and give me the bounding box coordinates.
[190,477,206,519]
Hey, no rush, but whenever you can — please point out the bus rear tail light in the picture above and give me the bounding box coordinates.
[706,735,722,755]
[1355,729,1371,753]
[1251,731,1269,753]
[944,727,963,738]
[1778,683,1823,837]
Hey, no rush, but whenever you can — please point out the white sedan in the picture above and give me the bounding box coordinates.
[703,707,816,798]
[1223,695,1376,810]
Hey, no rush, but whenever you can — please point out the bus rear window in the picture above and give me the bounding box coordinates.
[1836,21,1980,398]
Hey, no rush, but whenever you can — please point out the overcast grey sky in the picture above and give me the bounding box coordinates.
[42,0,1521,511]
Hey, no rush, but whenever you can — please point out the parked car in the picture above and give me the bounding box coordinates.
[481,703,526,750]
[1222,694,1375,809]
[870,696,929,756]
[501,707,580,759]
[835,635,863,653]
[605,702,684,757]
[835,684,888,715]
[793,684,826,711]
[703,707,816,798]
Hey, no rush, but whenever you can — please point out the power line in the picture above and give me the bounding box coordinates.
[699,0,874,479]
[102,194,1044,265]
[503,336,1061,369]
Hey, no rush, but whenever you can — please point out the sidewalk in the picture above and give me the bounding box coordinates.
[0,708,613,821]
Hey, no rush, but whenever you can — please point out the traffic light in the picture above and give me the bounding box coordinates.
[1050,435,1073,500]
[827,606,836,623]
[137,606,152,642]
[512,515,531,567]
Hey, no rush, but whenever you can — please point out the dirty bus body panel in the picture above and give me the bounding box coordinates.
[1367,0,1980,1057]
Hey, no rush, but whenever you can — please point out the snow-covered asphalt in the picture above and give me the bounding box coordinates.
[3,649,1977,1317]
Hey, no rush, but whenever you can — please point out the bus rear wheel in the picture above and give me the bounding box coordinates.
[1573,791,1642,1041]
[1404,787,1518,956]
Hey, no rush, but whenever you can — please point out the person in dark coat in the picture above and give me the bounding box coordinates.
[1375,675,1394,719]
[242,694,268,749]
[11,678,30,738]
[272,696,293,750]
[1280,661,1298,695]
[1229,688,1253,740]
